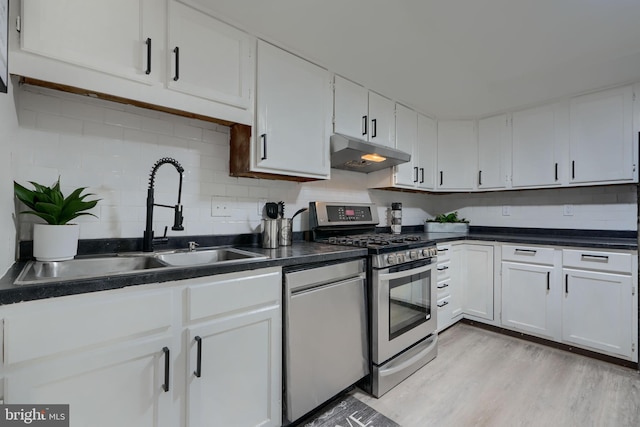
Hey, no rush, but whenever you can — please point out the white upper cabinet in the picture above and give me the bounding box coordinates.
[478,114,511,189]
[394,104,418,187]
[334,76,395,148]
[167,1,254,110]
[437,120,477,190]
[254,41,332,179]
[13,0,256,124]
[511,103,563,188]
[416,113,438,190]
[20,0,161,85]
[569,85,636,184]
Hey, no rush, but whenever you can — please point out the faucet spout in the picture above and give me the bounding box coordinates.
[143,157,185,252]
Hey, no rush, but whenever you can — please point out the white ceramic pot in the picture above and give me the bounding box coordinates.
[33,223,80,261]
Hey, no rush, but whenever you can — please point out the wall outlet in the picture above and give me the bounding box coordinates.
[502,205,511,216]
[211,196,232,217]
[563,204,574,216]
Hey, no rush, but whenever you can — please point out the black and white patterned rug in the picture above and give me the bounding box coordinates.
[301,395,401,427]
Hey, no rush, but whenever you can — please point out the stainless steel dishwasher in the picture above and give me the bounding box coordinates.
[283,258,369,424]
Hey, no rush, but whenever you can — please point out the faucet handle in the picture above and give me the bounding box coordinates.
[188,241,199,251]
[172,204,184,231]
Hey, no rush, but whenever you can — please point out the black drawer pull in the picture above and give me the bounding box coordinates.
[162,347,170,392]
[194,336,202,378]
[514,249,537,255]
[555,163,558,181]
[580,254,609,262]
[173,46,180,81]
[362,115,368,136]
[260,133,267,160]
[437,300,449,308]
[478,170,482,186]
[420,168,424,184]
[145,37,152,75]
[439,171,443,186]
[371,118,377,138]
[546,271,550,291]
[437,283,449,289]
[413,167,419,183]
[565,274,569,294]
[437,266,449,271]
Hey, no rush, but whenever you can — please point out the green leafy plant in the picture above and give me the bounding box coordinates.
[428,211,469,223]
[14,178,100,225]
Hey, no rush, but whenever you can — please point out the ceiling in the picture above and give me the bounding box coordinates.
[194,0,640,119]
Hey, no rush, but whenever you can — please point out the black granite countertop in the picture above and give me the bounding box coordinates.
[0,242,367,306]
[0,227,635,306]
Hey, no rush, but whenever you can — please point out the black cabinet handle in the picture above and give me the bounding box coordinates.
[437,265,449,271]
[162,347,170,392]
[439,171,443,186]
[413,167,419,183]
[145,38,152,75]
[555,163,558,181]
[572,161,575,179]
[437,283,449,289]
[260,133,267,160]
[420,168,424,184]
[194,336,202,378]
[362,115,368,136]
[437,300,449,308]
[371,118,377,138]
[546,271,550,291]
[565,274,569,294]
[514,248,537,255]
[478,170,482,186]
[437,248,448,253]
[173,46,180,81]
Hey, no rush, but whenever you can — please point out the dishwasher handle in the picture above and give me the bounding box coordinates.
[290,273,365,296]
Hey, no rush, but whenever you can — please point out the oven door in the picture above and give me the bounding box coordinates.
[372,258,436,365]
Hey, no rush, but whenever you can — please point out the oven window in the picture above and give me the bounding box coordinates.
[388,268,431,340]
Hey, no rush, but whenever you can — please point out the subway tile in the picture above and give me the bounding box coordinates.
[104,108,142,129]
[61,100,104,123]
[174,123,203,141]
[141,116,174,136]
[36,112,83,135]
[83,121,124,140]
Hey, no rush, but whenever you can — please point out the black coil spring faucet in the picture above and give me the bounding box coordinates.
[143,157,185,252]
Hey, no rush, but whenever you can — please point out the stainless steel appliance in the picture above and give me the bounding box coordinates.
[330,133,411,173]
[309,201,438,397]
[283,258,368,424]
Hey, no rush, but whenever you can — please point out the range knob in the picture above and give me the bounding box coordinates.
[386,254,397,265]
[397,253,405,263]
[421,248,430,257]
[409,250,418,260]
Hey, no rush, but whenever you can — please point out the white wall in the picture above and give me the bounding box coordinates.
[6,84,637,273]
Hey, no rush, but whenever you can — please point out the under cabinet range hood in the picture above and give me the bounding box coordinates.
[330,133,411,173]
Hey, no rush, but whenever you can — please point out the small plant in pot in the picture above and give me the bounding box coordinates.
[14,178,100,261]
[424,211,469,234]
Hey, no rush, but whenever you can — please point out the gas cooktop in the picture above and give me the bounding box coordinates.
[316,233,423,248]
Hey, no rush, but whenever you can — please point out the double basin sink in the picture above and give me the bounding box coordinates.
[14,247,269,285]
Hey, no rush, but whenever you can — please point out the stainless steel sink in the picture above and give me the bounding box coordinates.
[154,247,268,267]
[14,255,167,285]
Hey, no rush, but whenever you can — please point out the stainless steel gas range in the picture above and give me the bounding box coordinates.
[309,202,439,397]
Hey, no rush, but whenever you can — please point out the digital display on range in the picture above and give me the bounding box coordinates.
[326,205,372,222]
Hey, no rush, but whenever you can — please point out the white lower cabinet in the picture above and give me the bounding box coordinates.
[0,267,282,427]
[463,244,494,321]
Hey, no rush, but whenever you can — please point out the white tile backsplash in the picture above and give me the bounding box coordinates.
[7,84,638,248]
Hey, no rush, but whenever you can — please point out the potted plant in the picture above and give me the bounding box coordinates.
[424,211,469,234]
[14,178,100,261]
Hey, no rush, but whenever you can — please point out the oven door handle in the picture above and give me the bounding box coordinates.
[378,263,434,281]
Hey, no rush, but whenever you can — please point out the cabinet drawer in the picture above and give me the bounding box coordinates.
[436,244,452,262]
[563,249,632,274]
[187,267,281,323]
[4,289,173,365]
[436,278,451,299]
[502,244,555,265]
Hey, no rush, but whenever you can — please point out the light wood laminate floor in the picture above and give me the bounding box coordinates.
[353,323,640,427]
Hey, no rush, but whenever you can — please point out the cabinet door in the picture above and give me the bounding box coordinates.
[449,245,464,318]
[463,245,493,320]
[416,114,437,190]
[6,337,173,427]
[334,76,369,139]
[187,305,281,427]
[167,1,254,109]
[512,104,560,187]
[21,0,161,84]
[502,262,558,340]
[437,120,477,190]
[255,41,331,178]
[368,92,395,147]
[562,269,633,358]
[478,114,510,189]
[569,86,635,184]
[394,104,418,187]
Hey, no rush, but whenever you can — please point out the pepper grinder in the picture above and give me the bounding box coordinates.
[391,202,402,234]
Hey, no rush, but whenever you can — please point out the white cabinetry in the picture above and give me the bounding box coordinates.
[562,249,637,360]
[167,1,254,109]
[253,41,332,179]
[478,114,511,189]
[394,104,418,187]
[501,245,561,341]
[13,0,255,124]
[436,243,461,331]
[569,85,636,184]
[0,267,282,427]
[463,244,494,321]
[2,287,176,427]
[511,103,564,188]
[437,120,477,190]
[334,76,395,148]
[185,269,281,427]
